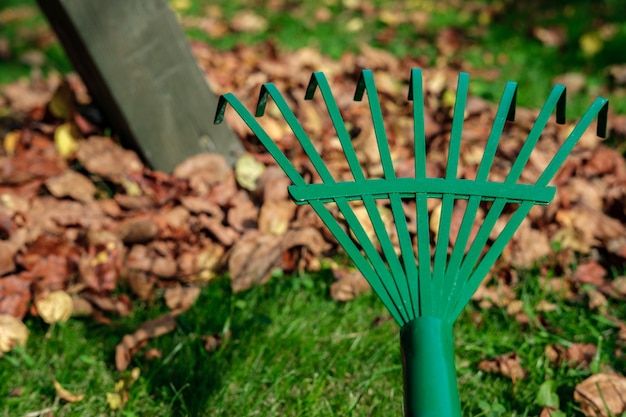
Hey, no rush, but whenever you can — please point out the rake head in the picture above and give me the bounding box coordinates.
[215,69,608,416]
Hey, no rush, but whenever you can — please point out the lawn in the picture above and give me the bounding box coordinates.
[1,0,626,416]
[3,271,625,416]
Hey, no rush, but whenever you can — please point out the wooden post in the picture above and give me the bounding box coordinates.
[37,0,243,172]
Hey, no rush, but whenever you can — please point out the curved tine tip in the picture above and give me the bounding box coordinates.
[354,69,374,102]
[408,68,423,101]
[506,82,518,122]
[255,85,271,117]
[214,94,230,124]
[304,72,324,100]
[597,98,609,138]
[354,70,367,102]
[555,84,567,124]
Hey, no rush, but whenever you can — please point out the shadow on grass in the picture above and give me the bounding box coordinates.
[135,271,337,416]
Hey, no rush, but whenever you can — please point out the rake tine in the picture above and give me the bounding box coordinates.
[311,77,414,319]
[408,68,433,317]
[337,197,412,323]
[505,85,567,184]
[356,70,418,317]
[441,82,517,316]
[305,71,413,319]
[309,200,407,324]
[442,84,566,319]
[449,201,534,321]
[255,83,335,184]
[408,69,428,179]
[256,79,408,312]
[433,72,469,317]
[452,84,568,281]
[476,82,518,181]
[217,89,410,324]
[354,70,396,179]
[535,97,609,187]
[305,72,366,182]
[215,93,305,187]
[448,96,609,322]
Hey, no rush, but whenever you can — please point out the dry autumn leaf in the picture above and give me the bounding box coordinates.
[53,122,81,158]
[235,153,266,191]
[0,313,28,354]
[477,352,527,384]
[107,367,140,410]
[35,290,73,324]
[164,285,201,311]
[116,313,178,371]
[330,268,371,302]
[53,379,84,403]
[45,170,96,203]
[574,373,626,417]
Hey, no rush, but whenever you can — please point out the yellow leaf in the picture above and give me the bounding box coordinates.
[54,122,81,158]
[580,32,603,57]
[170,0,191,12]
[106,392,123,410]
[114,379,125,392]
[121,178,142,196]
[429,201,442,243]
[235,154,265,191]
[0,314,28,353]
[53,379,84,403]
[3,130,20,156]
[49,81,74,120]
[129,367,140,383]
[35,291,73,324]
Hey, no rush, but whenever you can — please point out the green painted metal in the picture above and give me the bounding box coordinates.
[215,69,609,416]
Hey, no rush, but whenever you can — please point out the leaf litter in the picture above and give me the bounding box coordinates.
[0,40,625,412]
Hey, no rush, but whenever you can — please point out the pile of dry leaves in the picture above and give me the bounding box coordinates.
[1,41,626,414]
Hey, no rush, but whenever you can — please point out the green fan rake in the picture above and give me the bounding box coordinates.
[215,69,608,416]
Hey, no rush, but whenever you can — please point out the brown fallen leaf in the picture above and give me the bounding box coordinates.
[0,240,17,276]
[45,170,95,202]
[258,199,296,236]
[0,275,31,319]
[574,262,607,286]
[53,379,84,403]
[76,136,143,183]
[164,285,200,311]
[115,216,158,244]
[471,282,516,309]
[574,373,626,417]
[173,153,230,195]
[231,10,268,33]
[115,313,178,371]
[567,343,598,369]
[330,269,371,302]
[477,352,527,384]
[197,214,239,246]
[177,242,224,282]
[144,348,162,360]
[227,231,282,292]
[83,294,131,316]
[202,332,229,353]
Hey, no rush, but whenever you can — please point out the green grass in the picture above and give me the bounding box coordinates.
[3,0,626,113]
[2,271,625,416]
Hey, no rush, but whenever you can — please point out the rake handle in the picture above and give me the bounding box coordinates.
[400,317,462,417]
